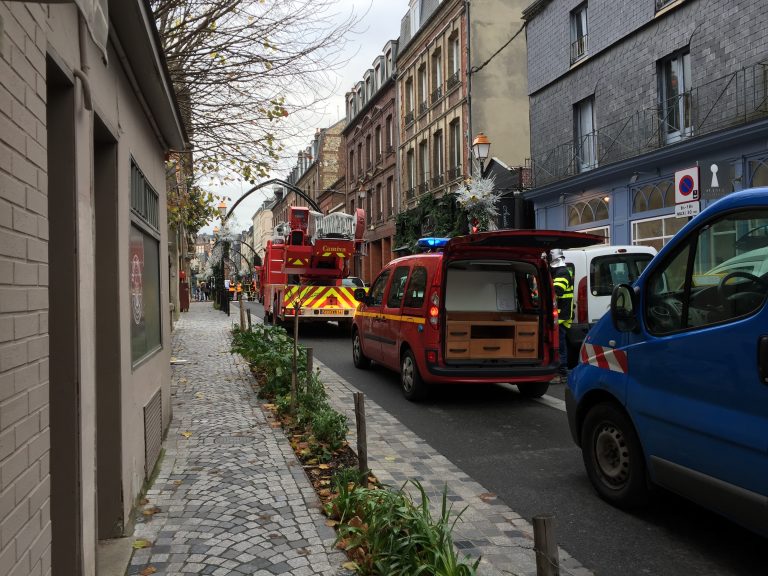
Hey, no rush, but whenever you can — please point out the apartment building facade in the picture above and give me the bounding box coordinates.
[0,1,185,574]
[343,40,399,283]
[523,0,768,249]
[396,0,530,214]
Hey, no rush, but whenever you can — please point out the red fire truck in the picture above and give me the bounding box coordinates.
[262,205,366,331]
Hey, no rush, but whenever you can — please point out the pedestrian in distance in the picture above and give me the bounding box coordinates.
[550,248,574,384]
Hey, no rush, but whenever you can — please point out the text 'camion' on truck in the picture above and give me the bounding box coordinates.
[261,206,366,331]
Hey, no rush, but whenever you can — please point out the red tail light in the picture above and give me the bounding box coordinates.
[552,291,559,328]
[428,291,440,329]
[577,276,588,324]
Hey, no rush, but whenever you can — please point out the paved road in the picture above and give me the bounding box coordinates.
[243,301,765,576]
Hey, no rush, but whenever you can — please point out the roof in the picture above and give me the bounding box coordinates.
[109,0,187,150]
[521,0,553,21]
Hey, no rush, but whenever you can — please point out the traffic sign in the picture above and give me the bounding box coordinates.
[675,167,700,203]
[675,200,700,218]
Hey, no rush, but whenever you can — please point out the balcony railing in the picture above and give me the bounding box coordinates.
[418,181,430,195]
[431,173,444,188]
[431,86,443,105]
[447,71,460,91]
[376,153,383,165]
[405,110,415,125]
[406,187,415,200]
[570,35,588,64]
[530,62,768,188]
[448,165,463,181]
[386,144,394,154]
[419,100,429,116]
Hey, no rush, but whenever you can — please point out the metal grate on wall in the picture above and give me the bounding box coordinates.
[143,389,162,479]
[131,159,159,230]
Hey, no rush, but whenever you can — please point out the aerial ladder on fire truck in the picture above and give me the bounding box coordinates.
[262,206,366,331]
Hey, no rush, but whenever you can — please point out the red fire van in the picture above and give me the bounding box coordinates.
[351,230,601,400]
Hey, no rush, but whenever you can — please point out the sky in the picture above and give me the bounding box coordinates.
[204,0,408,234]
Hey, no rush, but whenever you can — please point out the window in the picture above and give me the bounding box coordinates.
[368,269,391,306]
[375,126,382,162]
[431,49,442,103]
[376,183,383,221]
[574,96,596,172]
[632,180,674,213]
[387,266,411,308]
[570,3,588,64]
[357,143,362,174]
[405,78,415,124]
[590,254,653,296]
[644,209,768,334]
[387,177,394,217]
[419,140,429,192]
[403,266,428,307]
[432,130,444,187]
[449,119,461,179]
[374,64,381,89]
[660,49,692,143]
[386,115,393,150]
[349,150,355,181]
[568,197,608,226]
[131,160,159,229]
[410,0,421,34]
[406,149,415,198]
[632,215,687,252]
[449,33,460,77]
[580,225,610,243]
[418,64,428,114]
[366,188,372,220]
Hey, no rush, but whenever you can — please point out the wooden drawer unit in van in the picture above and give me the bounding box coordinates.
[445,313,539,360]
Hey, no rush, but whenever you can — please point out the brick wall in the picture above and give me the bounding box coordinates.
[0,3,52,576]
[527,0,768,163]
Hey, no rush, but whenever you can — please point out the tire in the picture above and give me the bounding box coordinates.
[581,402,648,508]
[352,329,370,369]
[400,349,427,401]
[517,382,549,398]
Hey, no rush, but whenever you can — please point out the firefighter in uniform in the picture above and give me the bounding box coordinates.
[550,248,574,383]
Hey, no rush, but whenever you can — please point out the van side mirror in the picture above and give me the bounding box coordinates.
[611,284,639,332]
[354,288,368,303]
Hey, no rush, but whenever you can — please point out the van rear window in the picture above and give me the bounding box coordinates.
[590,254,653,296]
[403,266,427,307]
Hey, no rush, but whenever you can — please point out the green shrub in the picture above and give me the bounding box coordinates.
[310,408,348,451]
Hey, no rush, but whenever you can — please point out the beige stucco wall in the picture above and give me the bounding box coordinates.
[470,0,530,167]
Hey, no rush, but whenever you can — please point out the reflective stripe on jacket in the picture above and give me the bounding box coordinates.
[552,266,574,327]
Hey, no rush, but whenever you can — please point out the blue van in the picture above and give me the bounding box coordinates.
[566,188,768,536]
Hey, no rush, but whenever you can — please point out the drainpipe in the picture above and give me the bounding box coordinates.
[465,0,472,172]
[75,14,93,111]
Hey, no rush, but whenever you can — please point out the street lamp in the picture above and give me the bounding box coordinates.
[217,199,228,218]
[472,132,492,177]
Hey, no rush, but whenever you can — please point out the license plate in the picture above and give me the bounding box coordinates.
[323,309,344,315]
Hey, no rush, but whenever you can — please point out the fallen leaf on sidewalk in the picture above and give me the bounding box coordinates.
[132,540,151,550]
[139,498,149,505]
[479,492,497,502]
[342,562,358,571]
[384,456,396,462]
[142,506,161,516]
[140,567,157,576]
[325,519,338,527]
[317,463,330,470]
[194,392,205,399]
[178,378,188,384]
[180,431,193,438]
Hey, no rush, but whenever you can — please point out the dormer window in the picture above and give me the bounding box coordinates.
[410,0,421,34]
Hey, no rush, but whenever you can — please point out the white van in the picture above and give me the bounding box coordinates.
[563,244,657,367]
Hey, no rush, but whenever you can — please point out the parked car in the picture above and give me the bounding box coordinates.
[563,244,657,367]
[567,187,768,537]
[351,230,602,400]
[342,276,366,288]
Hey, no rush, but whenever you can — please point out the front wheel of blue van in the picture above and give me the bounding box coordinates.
[401,350,427,401]
[582,403,648,508]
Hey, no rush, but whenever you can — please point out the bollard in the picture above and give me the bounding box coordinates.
[353,392,368,476]
[532,514,559,576]
[247,308,252,331]
[306,347,313,374]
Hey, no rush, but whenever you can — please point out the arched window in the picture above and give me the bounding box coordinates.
[749,158,768,187]
[632,180,673,213]
[567,196,610,226]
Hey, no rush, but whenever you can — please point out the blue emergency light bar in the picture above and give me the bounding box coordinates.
[417,237,450,249]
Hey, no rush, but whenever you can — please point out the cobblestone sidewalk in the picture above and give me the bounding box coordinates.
[127,304,349,576]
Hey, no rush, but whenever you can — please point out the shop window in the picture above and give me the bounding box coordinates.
[632,180,674,213]
[130,224,161,364]
[632,214,687,252]
[567,197,609,226]
[580,225,610,243]
[749,158,768,187]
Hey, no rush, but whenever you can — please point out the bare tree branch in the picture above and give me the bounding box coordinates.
[151,0,363,184]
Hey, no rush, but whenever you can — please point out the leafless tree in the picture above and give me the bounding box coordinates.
[151,0,362,184]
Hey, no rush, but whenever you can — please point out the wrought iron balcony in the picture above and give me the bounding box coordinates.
[418,181,430,195]
[431,86,443,105]
[376,153,383,165]
[448,165,463,181]
[405,110,415,125]
[530,62,768,188]
[386,144,395,154]
[419,100,429,116]
[406,187,415,199]
[431,173,444,188]
[570,35,588,64]
[447,71,460,91]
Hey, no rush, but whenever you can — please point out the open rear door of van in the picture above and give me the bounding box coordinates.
[443,230,604,260]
